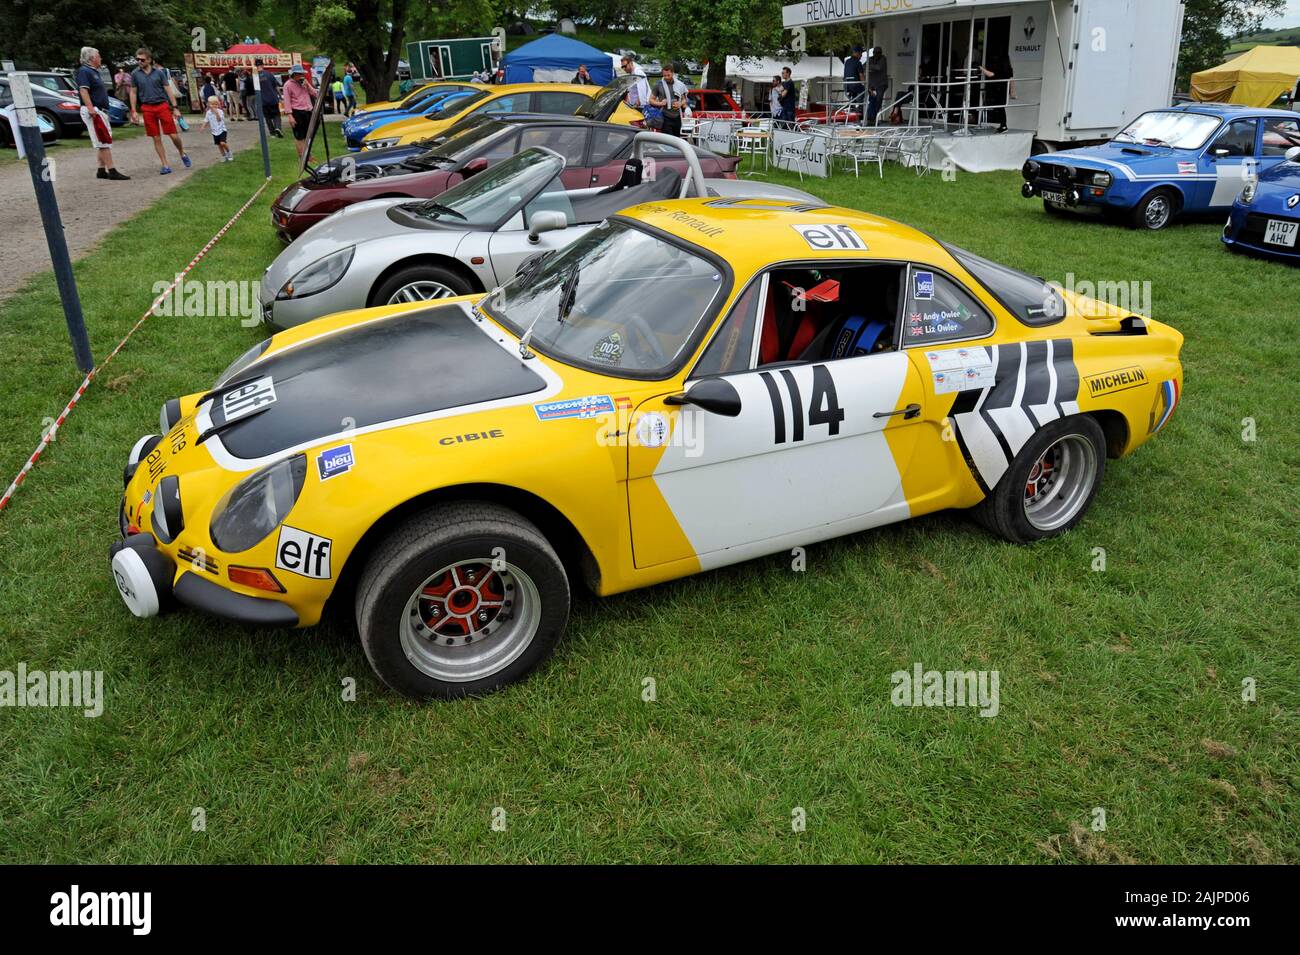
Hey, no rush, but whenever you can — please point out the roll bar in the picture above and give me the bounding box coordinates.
[630,130,708,199]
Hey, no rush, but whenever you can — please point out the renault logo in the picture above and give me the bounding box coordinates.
[1025,16,1037,39]
[1288,194,1299,209]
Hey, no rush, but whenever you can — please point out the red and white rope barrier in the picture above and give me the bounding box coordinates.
[0,178,272,515]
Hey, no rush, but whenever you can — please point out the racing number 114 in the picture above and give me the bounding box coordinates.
[758,364,844,444]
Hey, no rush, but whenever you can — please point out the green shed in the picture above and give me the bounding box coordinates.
[406,37,497,82]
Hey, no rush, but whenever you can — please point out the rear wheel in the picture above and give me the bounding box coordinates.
[356,502,570,699]
[371,263,473,306]
[1131,188,1178,231]
[972,415,1106,544]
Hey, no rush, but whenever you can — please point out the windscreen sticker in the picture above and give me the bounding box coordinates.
[913,271,935,300]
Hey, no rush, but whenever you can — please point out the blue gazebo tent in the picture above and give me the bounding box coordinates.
[499,34,614,85]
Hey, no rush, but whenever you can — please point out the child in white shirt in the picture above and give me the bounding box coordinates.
[201,95,233,162]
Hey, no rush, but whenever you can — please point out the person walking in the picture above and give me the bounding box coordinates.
[255,59,283,137]
[844,45,865,114]
[283,65,317,163]
[77,47,129,180]
[201,95,234,162]
[867,47,888,126]
[128,47,190,174]
[330,75,345,114]
[221,68,240,119]
[240,68,256,122]
[342,69,357,115]
[778,67,797,123]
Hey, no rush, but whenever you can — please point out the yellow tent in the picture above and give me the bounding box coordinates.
[1190,45,1300,107]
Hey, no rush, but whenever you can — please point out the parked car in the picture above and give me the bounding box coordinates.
[0,80,63,146]
[262,135,816,327]
[361,78,642,150]
[111,184,1184,699]
[272,115,741,241]
[1223,144,1300,263]
[1021,104,1300,230]
[686,88,747,120]
[343,84,481,149]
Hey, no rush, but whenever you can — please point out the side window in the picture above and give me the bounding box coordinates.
[478,130,520,163]
[533,91,589,114]
[1213,119,1259,157]
[692,281,761,378]
[476,93,531,116]
[590,127,634,164]
[704,93,731,111]
[1262,117,1300,157]
[519,126,588,165]
[523,179,577,226]
[902,267,994,347]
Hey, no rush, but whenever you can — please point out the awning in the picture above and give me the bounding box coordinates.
[1190,45,1300,107]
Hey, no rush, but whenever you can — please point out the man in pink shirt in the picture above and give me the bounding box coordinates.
[283,65,317,163]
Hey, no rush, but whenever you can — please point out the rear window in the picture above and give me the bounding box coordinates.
[943,244,1065,326]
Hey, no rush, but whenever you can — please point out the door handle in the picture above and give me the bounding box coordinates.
[873,403,921,420]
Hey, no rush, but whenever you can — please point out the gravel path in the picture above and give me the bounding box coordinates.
[0,117,273,302]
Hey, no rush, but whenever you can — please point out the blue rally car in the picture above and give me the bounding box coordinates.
[1021,104,1300,230]
[1223,145,1300,263]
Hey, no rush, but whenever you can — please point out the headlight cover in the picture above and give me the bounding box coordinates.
[1090,171,1112,188]
[209,455,307,553]
[1240,179,1258,204]
[214,338,271,388]
[277,247,355,300]
[365,137,399,150]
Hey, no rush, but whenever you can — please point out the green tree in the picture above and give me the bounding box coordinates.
[1177,0,1287,88]
[648,0,785,88]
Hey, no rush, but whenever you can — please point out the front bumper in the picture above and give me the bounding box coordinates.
[1222,205,1300,262]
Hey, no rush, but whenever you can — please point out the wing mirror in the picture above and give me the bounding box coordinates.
[461,157,489,177]
[665,378,742,417]
[527,210,568,244]
[1287,146,1300,163]
[1214,148,1230,157]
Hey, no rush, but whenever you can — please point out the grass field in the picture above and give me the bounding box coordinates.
[0,136,1296,863]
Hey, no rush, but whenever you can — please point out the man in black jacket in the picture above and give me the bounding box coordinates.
[867,47,888,126]
[844,46,865,112]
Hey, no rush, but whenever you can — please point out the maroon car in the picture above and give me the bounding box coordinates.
[269,115,740,241]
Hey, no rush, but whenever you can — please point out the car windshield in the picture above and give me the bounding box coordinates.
[1113,111,1221,150]
[402,147,561,228]
[484,219,727,377]
[575,75,635,121]
[426,90,486,118]
[944,244,1065,326]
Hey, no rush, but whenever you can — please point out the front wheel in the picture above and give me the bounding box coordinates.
[1131,189,1178,231]
[371,263,473,306]
[356,502,570,699]
[971,415,1107,544]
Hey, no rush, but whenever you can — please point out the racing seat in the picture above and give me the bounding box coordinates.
[567,168,684,224]
[597,158,642,194]
[797,315,888,361]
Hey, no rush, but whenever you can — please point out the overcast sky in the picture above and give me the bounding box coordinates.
[1263,0,1300,28]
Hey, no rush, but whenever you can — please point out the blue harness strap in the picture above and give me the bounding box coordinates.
[830,316,887,359]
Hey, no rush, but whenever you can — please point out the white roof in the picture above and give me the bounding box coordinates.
[725,55,837,82]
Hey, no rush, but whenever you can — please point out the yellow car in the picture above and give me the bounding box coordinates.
[110,198,1184,699]
[360,78,641,149]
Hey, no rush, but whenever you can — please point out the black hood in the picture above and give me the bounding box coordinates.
[211,305,544,460]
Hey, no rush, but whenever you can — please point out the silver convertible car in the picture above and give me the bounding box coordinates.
[260,133,817,329]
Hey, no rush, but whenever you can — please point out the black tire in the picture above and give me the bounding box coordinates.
[971,415,1107,544]
[37,108,76,138]
[355,501,570,699]
[369,263,474,306]
[1130,188,1179,231]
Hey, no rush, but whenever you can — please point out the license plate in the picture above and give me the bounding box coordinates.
[1041,189,1066,206]
[1263,218,1298,247]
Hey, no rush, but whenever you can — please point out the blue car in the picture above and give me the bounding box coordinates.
[343,86,479,150]
[1223,144,1300,263]
[1021,104,1300,230]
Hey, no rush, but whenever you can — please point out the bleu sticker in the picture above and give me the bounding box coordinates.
[913,271,935,300]
[317,444,355,481]
[534,395,616,421]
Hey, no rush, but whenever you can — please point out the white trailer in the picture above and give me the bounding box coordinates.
[783,0,1185,153]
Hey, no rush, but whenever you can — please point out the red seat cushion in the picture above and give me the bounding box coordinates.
[759,296,780,365]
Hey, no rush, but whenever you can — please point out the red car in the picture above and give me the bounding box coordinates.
[270,115,740,241]
[687,88,748,120]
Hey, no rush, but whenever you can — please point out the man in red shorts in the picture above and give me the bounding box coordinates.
[128,46,191,175]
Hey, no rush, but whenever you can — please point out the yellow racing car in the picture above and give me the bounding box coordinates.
[110,198,1184,699]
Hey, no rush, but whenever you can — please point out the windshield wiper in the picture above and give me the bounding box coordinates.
[517,264,579,359]
[417,201,467,221]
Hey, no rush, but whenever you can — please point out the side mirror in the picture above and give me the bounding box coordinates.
[665,377,742,417]
[1214,148,1230,157]
[461,157,489,178]
[1287,146,1300,163]
[527,210,568,243]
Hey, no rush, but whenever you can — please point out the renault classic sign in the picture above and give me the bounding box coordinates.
[783,0,951,28]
